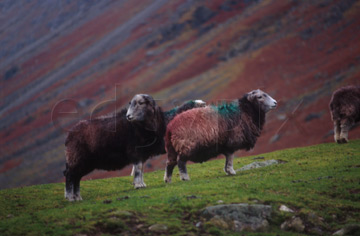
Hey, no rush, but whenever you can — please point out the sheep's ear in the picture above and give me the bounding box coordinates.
[149,105,162,132]
[144,95,156,107]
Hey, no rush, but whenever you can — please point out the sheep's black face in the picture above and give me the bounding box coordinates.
[126,94,156,123]
[248,89,277,113]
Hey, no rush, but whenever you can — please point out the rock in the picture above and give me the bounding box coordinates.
[186,195,199,200]
[281,216,305,232]
[333,224,360,235]
[307,212,324,226]
[217,200,224,204]
[333,228,346,235]
[308,226,323,235]
[148,224,168,232]
[201,203,272,232]
[103,200,112,204]
[116,196,129,201]
[112,210,133,218]
[233,219,269,232]
[7,214,13,218]
[196,222,202,228]
[279,205,294,213]
[236,159,285,172]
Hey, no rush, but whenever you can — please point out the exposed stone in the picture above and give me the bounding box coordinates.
[148,224,168,232]
[116,196,129,201]
[186,195,199,200]
[236,159,286,172]
[233,219,269,232]
[307,212,324,226]
[112,210,133,218]
[308,226,323,235]
[333,224,360,235]
[201,203,272,232]
[281,216,305,232]
[217,200,224,204]
[279,205,294,213]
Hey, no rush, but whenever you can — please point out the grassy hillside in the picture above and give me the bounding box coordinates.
[1,140,359,236]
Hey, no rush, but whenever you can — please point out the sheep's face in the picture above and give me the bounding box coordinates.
[248,89,277,112]
[126,94,157,122]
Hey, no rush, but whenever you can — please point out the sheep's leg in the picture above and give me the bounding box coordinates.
[334,120,341,143]
[65,173,75,201]
[73,176,83,201]
[339,119,351,143]
[164,159,177,183]
[65,170,82,201]
[130,165,135,176]
[178,159,190,181]
[133,162,146,189]
[164,145,178,183]
[224,153,236,175]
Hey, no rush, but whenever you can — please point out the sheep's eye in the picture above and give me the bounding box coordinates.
[138,101,144,105]
[264,94,267,97]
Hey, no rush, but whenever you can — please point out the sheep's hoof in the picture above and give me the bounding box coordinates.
[65,194,82,201]
[134,182,147,189]
[225,168,236,175]
[337,138,348,144]
[74,195,83,201]
[66,196,75,202]
[164,177,172,183]
[180,174,190,181]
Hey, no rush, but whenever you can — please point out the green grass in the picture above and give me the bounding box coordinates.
[1,140,360,235]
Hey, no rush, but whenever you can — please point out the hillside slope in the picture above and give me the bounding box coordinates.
[1,140,359,235]
[1,0,360,188]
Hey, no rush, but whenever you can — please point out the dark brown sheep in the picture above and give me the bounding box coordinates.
[64,94,205,201]
[329,85,360,143]
[164,89,277,183]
